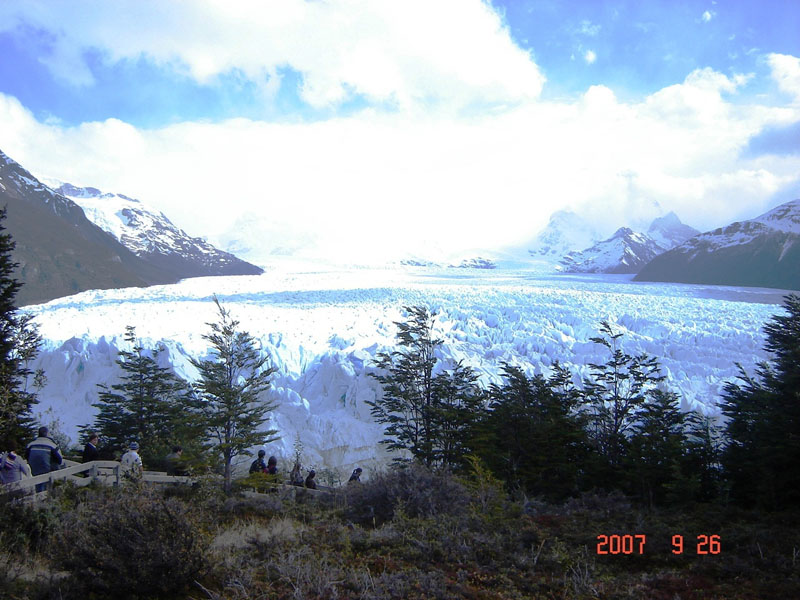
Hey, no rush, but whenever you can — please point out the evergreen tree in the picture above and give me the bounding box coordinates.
[89,326,198,465]
[722,294,800,508]
[0,207,43,449]
[368,306,485,469]
[580,321,664,481]
[191,297,278,493]
[429,360,485,472]
[368,306,442,466]
[479,363,588,500]
[683,412,723,502]
[626,389,688,507]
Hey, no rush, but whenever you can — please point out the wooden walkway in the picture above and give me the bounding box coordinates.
[1,459,194,499]
[2,461,338,501]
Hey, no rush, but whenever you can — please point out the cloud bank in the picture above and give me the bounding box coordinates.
[0,3,798,263]
[0,0,544,111]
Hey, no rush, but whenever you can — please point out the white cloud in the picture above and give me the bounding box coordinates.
[702,10,715,22]
[578,20,601,36]
[2,60,798,264]
[0,0,544,111]
[768,53,800,102]
[584,50,597,65]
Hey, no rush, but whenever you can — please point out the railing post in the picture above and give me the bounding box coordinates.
[91,463,98,482]
[115,464,120,487]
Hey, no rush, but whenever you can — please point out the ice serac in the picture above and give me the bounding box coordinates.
[24,267,779,477]
[56,183,263,279]
[635,199,800,291]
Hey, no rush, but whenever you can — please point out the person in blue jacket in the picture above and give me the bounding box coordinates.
[25,426,63,492]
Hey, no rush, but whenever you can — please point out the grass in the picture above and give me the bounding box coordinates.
[0,469,798,599]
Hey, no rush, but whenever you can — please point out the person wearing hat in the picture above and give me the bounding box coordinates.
[120,442,143,478]
[1,445,31,485]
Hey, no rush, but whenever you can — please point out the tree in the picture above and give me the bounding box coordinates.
[190,297,278,493]
[721,294,800,508]
[0,207,43,449]
[579,321,664,479]
[368,306,484,469]
[89,326,199,465]
[682,412,723,502]
[479,363,588,500]
[428,361,485,472]
[368,306,441,466]
[626,389,688,507]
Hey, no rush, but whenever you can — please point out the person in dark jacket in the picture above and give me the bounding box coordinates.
[348,467,363,483]
[25,426,63,492]
[266,455,278,475]
[165,446,188,476]
[249,449,268,474]
[82,432,100,463]
[305,469,317,490]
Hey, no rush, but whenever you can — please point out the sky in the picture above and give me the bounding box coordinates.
[0,0,799,262]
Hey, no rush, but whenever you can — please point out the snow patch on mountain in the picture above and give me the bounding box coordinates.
[560,227,664,273]
[648,211,700,250]
[56,183,209,257]
[54,182,262,276]
[752,199,800,234]
[560,213,699,274]
[527,210,604,261]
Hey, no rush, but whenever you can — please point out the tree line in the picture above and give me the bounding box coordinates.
[368,301,799,510]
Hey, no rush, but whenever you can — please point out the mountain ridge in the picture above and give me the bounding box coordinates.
[634,199,800,290]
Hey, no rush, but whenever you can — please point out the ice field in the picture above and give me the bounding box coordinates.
[24,262,790,477]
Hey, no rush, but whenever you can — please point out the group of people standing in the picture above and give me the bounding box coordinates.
[0,428,166,491]
[249,449,364,490]
[4,428,366,493]
[1,426,64,492]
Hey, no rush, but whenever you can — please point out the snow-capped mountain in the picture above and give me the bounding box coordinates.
[635,199,800,291]
[526,210,603,261]
[0,148,175,305]
[647,211,701,250]
[558,213,699,274]
[56,183,263,279]
[559,227,666,274]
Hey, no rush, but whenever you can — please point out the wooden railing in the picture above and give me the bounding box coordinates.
[2,459,194,497]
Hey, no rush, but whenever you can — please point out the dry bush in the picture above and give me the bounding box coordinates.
[211,517,307,554]
[344,463,471,526]
[51,487,207,599]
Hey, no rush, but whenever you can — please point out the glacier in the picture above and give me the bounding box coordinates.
[23,262,789,479]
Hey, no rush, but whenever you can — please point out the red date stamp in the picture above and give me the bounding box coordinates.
[596,534,721,555]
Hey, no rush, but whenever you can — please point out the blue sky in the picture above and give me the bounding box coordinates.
[0,0,798,261]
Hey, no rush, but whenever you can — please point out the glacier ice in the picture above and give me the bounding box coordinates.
[23,265,786,478]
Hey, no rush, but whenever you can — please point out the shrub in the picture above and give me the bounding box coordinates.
[0,488,66,552]
[344,463,471,526]
[51,487,207,599]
